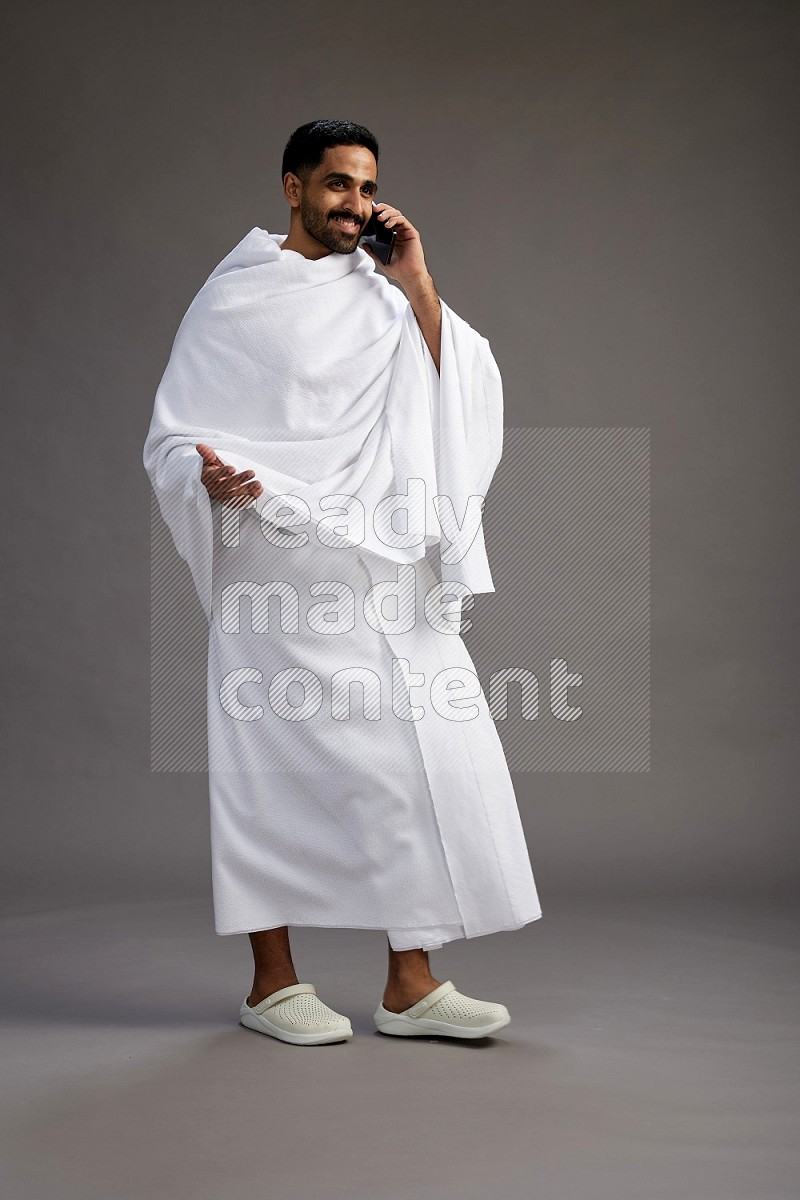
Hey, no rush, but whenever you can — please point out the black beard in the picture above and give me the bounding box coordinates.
[300,197,362,255]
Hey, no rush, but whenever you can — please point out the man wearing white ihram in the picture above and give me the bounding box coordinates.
[143,119,542,1046]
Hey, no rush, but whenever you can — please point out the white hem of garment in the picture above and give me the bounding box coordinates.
[214,910,543,952]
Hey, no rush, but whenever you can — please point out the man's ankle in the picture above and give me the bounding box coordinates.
[247,975,300,1006]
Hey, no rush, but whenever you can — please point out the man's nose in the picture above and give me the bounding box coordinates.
[341,189,366,218]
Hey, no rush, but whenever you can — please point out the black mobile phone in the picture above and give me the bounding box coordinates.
[360,205,396,265]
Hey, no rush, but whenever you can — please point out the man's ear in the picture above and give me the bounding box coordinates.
[283,172,302,208]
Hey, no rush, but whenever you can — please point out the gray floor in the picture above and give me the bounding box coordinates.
[1,894,798,1200]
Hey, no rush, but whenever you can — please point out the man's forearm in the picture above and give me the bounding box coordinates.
[403,272,441,374]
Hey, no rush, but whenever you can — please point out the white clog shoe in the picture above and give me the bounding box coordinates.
[373,979,511,1039]
[240,982,353,1045]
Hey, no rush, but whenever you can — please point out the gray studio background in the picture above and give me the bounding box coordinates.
[2,0,797,917]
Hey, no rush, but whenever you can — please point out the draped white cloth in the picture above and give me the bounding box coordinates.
[143,228,542,950]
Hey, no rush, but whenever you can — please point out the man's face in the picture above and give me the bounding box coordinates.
[295,144,379,255]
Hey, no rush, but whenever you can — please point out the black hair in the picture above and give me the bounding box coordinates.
[281,119,380,184]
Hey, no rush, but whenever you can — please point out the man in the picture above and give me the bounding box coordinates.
[143,119,542,1046]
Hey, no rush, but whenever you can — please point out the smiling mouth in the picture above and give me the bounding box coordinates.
[331,215,361,232]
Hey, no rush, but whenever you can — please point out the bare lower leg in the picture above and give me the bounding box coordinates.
[246,926,299,1007]
[382,937,444,1013]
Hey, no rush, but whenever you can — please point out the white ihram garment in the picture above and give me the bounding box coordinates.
[143,227,542,950]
